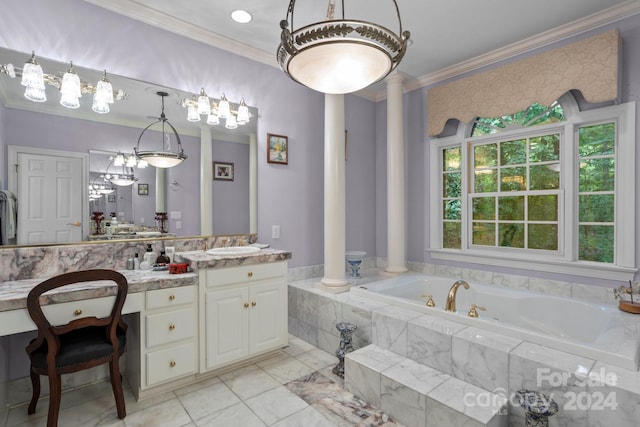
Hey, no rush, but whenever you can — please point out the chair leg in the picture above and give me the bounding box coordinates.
[109,359,126,419]
[27,367,40,415]
[46,374,62,427]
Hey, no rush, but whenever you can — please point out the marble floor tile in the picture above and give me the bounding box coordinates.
[272,405,336,427]
[257,353,317,384]
[243,385,309,425]
[294,347,338,371]
[177,381,241,422]
[195,402,266,427]
[284,335,319,356]
[122,398,192,427]
[219,364,280,400]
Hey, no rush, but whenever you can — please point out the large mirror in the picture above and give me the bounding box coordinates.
[0,47,257,246]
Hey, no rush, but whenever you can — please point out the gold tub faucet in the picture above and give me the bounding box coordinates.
[445,280,469,312]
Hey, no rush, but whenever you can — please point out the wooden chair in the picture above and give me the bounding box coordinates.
[25,269,128,427]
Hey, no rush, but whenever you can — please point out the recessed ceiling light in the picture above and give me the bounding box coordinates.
[231,9,252,24]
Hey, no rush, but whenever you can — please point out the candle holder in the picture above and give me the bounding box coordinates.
[155,212,168,233]
[91,211,104,235]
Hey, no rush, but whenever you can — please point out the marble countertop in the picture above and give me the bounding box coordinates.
[176,248,292,270]
[0,269,198,312]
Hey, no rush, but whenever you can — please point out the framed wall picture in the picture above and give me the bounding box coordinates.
[267,133,288,165]
[107,194,116,203]
[137,183,149,195]
[213,161,234,181]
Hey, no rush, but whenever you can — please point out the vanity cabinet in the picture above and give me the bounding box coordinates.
[128,285,197,397]
[202,261,287,371]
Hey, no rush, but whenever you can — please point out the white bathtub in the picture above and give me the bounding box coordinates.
[350,274,640,370]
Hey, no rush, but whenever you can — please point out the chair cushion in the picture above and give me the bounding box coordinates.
[30,326,126,371]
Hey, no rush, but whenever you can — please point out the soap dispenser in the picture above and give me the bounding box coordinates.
[141,244,154,270]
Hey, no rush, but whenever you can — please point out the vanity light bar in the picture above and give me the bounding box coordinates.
[179,90,251,128]
[0,52,127,112]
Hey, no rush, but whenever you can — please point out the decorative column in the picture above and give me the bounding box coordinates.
[200,126,213,235]
[155,168,166,213]
[386,72,408,274]
[317,93,350,293]
[249,133,257,234]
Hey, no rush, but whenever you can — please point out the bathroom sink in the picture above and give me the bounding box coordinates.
[206,246,261,256]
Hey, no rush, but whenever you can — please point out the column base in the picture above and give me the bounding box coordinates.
[381,267,409,277]
[315,277,351,294]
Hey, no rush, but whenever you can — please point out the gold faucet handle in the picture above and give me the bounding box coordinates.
[421,294,436,307]
[468,304,486,318]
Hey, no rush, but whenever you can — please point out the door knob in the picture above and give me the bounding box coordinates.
[67,221,81,227]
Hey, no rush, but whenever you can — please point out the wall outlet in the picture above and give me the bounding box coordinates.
[170,211,182,219]
[140,217,145,224]
[272,225,280,239]
[175,221,182,230]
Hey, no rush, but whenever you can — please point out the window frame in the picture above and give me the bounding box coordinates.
[428,99,636,281]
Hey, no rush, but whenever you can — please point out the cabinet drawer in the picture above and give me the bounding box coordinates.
[146,341,196,386]
[207,262,287,288]
[42,294,141,327]
[146,286,194,310]
[146,308,195,348]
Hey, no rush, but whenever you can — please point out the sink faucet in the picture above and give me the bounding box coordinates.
[445,280,469,312]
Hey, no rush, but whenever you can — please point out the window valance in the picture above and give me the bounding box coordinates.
[427,29,620,136]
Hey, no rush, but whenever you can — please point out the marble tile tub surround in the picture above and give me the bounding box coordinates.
[288,269,640,427]
[0,234,256,283]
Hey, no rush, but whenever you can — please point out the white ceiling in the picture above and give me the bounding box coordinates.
[82,0,640,95]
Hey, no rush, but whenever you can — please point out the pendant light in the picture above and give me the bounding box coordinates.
[135,91,187,168]
[277,0,410,94]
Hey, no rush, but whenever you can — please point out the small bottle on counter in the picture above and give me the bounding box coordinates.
[141,244,154,270]
[134,253,140,269]
[126,256,134,270]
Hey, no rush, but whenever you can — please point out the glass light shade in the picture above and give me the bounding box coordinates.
[225,114,238,129]
[136,152,185,168]
[207,112,220,125]
[60,67,81,98]
[95,73,114,104]
[21,56,44,89]
[137,159,148,168]
[218,95,230,119]
[5,63,15,79]
[24,86,47,102]
[92,96,110,114]
[288,43,391,94]
[187,105,200,122]
[197,89,211,115]
[59,92,80,109]
[237,100,250,124]
[125,154,138,167]
[113,153,125,166]
[109,175,137,186]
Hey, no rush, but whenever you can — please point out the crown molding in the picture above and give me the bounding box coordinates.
[80,0,276,68]
[378,0,640,101]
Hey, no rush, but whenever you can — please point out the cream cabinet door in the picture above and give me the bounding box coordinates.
[205,287,249,370]
[249,281,287,355]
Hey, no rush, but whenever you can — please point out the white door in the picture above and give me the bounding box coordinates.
[9,147,86,245]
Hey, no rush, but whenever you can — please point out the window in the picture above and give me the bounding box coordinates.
[429,95,636,280]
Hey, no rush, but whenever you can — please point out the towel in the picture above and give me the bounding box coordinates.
[0,189,18,245]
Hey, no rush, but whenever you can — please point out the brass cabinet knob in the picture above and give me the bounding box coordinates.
[169,361,176,368]
[74,309,82,316]
[169,295,176,301]
[169,324,176,331]
[244,303,249,308]
[251,301,256,307]
[247,272,253,278]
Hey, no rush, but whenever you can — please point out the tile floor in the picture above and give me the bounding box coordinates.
[2,336,404,427]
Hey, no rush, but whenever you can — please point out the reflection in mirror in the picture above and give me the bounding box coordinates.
[0,47,258,247]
